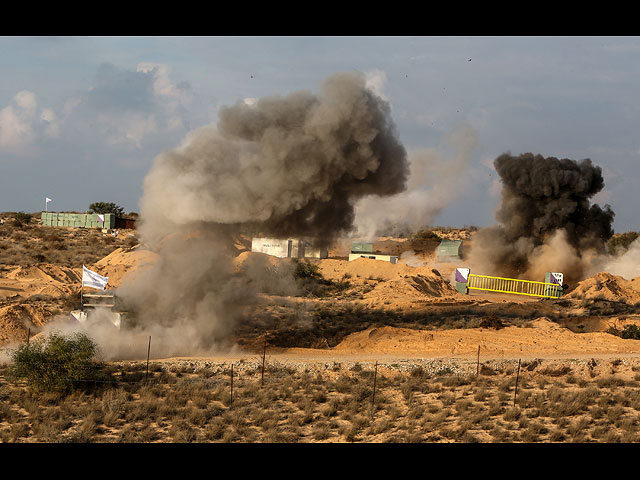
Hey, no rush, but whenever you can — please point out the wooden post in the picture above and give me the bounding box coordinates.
[145,336,151,383]
[513,358,522,407]
[476,345,480,375]
[371,361,378,418]
[27,328,30,344]
[230,364,234,408]
[261,337,266,386]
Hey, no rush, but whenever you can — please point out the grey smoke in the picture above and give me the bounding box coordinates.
[113,71,409,356]
[353,123,477,238]
[138,71,408,246]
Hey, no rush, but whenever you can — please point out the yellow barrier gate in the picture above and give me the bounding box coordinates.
[467,274,563,299]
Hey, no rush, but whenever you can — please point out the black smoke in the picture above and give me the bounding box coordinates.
[470,153,615,282]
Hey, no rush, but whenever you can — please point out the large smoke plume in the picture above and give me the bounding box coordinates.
[468,152,615,286]
[353,123,477,238]
[112,71,409,356]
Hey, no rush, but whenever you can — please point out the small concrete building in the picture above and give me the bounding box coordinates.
[348,241,398,264]
[251,238,295,258]
[251,238,328,259]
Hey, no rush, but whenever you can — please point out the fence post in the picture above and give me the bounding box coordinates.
[230,364,234,408]
[261,338,266,386]
[371,361,378,418]
[513,358,522,407]
[476,345,480,375]
[145,336,151,383]
[27,328,30,344]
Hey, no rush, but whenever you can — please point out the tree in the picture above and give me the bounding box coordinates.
[12,211,32,226]
[88,202,125,216]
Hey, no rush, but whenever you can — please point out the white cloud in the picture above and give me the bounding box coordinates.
[62,97,81,118]
[136,62,192,106]
[364,69,389,102]
[98,112,158,149]
[0,105,34,151]
[14,90,37,116]
[40,108,59,138]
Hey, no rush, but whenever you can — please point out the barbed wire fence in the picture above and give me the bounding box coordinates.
[0,330,527,415]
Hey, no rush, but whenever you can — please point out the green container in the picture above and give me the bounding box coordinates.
[104,213,114,228]
[351,242,374,254]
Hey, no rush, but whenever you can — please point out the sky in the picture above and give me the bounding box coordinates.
[1,36,639,232]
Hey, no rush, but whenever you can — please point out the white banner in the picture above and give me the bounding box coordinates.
[82,265,109,290]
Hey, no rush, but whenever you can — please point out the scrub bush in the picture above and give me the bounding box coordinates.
[7,332,104,393]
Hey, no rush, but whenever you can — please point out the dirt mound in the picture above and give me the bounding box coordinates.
[332,318,640,357]
[1,264,81,298]
[568,272,640,304]
[232,251,290,272]
[318,257,447,283]
[92,246,159,288]
[0,304,54,344]
[6,264,80,284]
[361,275,459,305]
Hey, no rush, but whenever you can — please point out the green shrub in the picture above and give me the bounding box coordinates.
[7,332,105,393]
[293,259,322,280]
[606,324,640,340]
[620,325,640,340]
[14,212,32,225]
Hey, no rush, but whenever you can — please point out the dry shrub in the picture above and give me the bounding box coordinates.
[503,407,521,422]
[169,420,197,443]
[312,421,332,441]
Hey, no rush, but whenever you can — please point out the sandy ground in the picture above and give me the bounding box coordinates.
[2,235,640,364]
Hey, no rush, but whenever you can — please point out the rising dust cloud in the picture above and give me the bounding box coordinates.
[105,71,410,358]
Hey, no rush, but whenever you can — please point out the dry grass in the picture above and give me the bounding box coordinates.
[0,220,137,267]
[1,357,640,443]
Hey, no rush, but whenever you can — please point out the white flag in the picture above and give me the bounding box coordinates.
[82,265,109,291]
[46,197,52,203]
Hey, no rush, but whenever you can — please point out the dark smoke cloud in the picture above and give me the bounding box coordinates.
[114,71,409,356]
[469,153,615,284]
[139,71,408,246]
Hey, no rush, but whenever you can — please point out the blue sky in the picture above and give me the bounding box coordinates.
[1,36,639,232]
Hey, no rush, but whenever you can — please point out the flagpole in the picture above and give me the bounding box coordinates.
[80,265,84,311]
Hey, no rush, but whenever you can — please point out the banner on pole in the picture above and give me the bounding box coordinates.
[82,265,108,291]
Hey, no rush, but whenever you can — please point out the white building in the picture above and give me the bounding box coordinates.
[251,238,328,259]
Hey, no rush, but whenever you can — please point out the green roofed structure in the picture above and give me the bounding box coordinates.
[436,239,463,262]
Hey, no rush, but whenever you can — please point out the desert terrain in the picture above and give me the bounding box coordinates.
[2,213,640,442]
